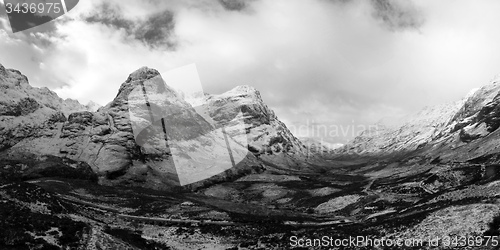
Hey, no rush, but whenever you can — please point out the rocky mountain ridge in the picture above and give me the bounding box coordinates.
[0,64,93,151]
[337,76,500,163]
[0,63,309,189]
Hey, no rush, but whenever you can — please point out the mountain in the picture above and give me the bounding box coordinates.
[336,76,500,163]
[0,64,309,189]
[0,64,93,151]
[201,85,310,169]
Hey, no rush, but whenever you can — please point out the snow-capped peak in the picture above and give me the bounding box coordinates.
[223,85,259,97]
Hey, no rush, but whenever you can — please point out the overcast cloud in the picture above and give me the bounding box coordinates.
[1,0,500,143]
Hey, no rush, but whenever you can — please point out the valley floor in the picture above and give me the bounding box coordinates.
[1,156,500,249]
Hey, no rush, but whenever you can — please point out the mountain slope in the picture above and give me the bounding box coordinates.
[423,79,500,163]
[336,101,464,155]
[336,76,500,164]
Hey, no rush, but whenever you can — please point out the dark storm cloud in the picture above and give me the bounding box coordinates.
[370,0,424,31]
[85,3,176,49]
[135,11,176,49]
[218,0,251,11]
[84,2,134,31]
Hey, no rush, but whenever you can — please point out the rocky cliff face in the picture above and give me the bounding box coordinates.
[0,64,308,189]
[202,85,309,168]
[0,64,91,151]
[337,76,500,164]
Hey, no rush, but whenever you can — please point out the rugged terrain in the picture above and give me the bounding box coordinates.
[2,63,500,249]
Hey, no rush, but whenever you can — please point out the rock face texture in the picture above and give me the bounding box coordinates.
[0,64,90,151]
[337,76,500,164]
[0,64,308,189]
[201,85,309,169]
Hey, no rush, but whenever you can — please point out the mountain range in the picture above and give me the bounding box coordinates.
[3,60,500,186]
[0,63,315,190]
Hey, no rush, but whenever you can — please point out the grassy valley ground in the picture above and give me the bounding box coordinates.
[1,153,500,249]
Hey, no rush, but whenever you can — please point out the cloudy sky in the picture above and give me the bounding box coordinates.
[1,0,500,143]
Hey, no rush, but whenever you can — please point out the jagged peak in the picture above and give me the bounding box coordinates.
[65,98,81,103]
[0,64,30,88]
[230,85,258,93]
[216,85,262,100]
[113,67,163,102]
[106,66,187,110]
[451,77,500,122]
[125,67,161,83]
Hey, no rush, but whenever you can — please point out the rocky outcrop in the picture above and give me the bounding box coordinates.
[0,97,40,116]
